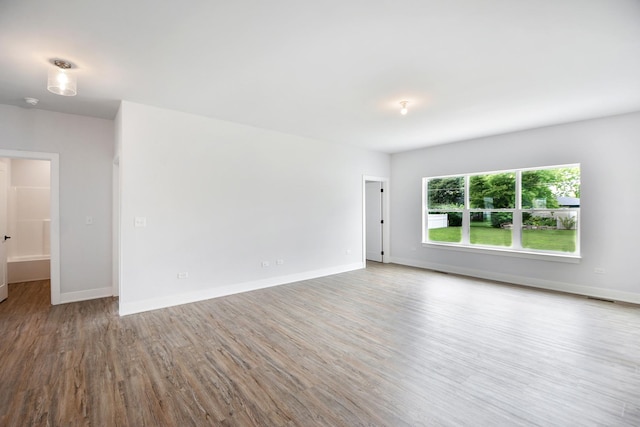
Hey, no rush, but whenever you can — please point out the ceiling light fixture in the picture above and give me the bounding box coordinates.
[400,101,408,115]
[47,59,77,96]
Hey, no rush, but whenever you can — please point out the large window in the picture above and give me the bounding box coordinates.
[423,165,580,257]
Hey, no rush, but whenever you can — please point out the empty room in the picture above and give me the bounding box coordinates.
[1,1,639,425]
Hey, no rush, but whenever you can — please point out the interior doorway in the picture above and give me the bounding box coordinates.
[365,181,383,262]
[0,161,8,302]
[363,176,389,265]
[0,149,60,305]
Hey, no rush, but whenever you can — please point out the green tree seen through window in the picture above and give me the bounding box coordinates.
[427,176,464,209]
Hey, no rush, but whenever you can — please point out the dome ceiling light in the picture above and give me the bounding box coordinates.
[400,100,409,115]
[47,59,77,96]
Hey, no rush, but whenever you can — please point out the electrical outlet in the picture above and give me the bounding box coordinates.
[261,261,270,268]
[134,217,147,227]
[177,272,189,279]
[276,259,284,265]
[85,216,93,225]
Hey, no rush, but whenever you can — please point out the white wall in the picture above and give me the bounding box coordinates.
[118,101,390,315]
[7,159,51,260]
[390,111,640,303]
[0,105,114,300]
[10,158,50,187]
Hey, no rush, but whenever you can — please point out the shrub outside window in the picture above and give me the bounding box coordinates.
[423,165,580,257]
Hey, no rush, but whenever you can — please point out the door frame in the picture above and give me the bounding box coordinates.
[0,149,60,305]
[362,175,390,265]
[112,155,120,297]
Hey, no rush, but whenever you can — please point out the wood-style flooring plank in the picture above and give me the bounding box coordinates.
[1,266,640,426]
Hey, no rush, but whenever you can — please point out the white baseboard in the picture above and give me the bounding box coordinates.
[366,251,383,262]
[119,262,365,316]
[59,287,114,304]
[389,256,640,305]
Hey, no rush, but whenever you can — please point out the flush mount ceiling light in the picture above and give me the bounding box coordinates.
[399,100,409,115]
[47,59,77,96]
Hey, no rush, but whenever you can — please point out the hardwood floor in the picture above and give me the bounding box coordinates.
[1,264,639,426]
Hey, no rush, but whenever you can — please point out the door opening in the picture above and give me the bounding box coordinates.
[365,181,383,262]
[363,176,389,265]
[0,160,8,302]
[0,150,60,305]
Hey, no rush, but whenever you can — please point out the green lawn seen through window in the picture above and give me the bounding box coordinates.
[429,225,576,252]
[470,227,511,247]
[429,226,461,243]
[522,229,576,252]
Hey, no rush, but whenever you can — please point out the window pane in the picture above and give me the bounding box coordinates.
[427,211,462,243]
[522,211,577,252]
[470,212,512,247]
[427,177,464,209]
[522,166,580,209]
[469,172,515,209]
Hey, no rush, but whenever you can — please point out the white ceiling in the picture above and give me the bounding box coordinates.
[1,0,639,153]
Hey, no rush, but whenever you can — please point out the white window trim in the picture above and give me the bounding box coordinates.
[422,241,581,263]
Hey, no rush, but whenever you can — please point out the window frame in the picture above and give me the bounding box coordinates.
[422,164,581,262]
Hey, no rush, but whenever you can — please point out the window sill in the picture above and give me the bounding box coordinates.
[421,242,581,264]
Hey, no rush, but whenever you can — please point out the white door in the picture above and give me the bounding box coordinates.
[0,161,8,302]
[365,181,383,262]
